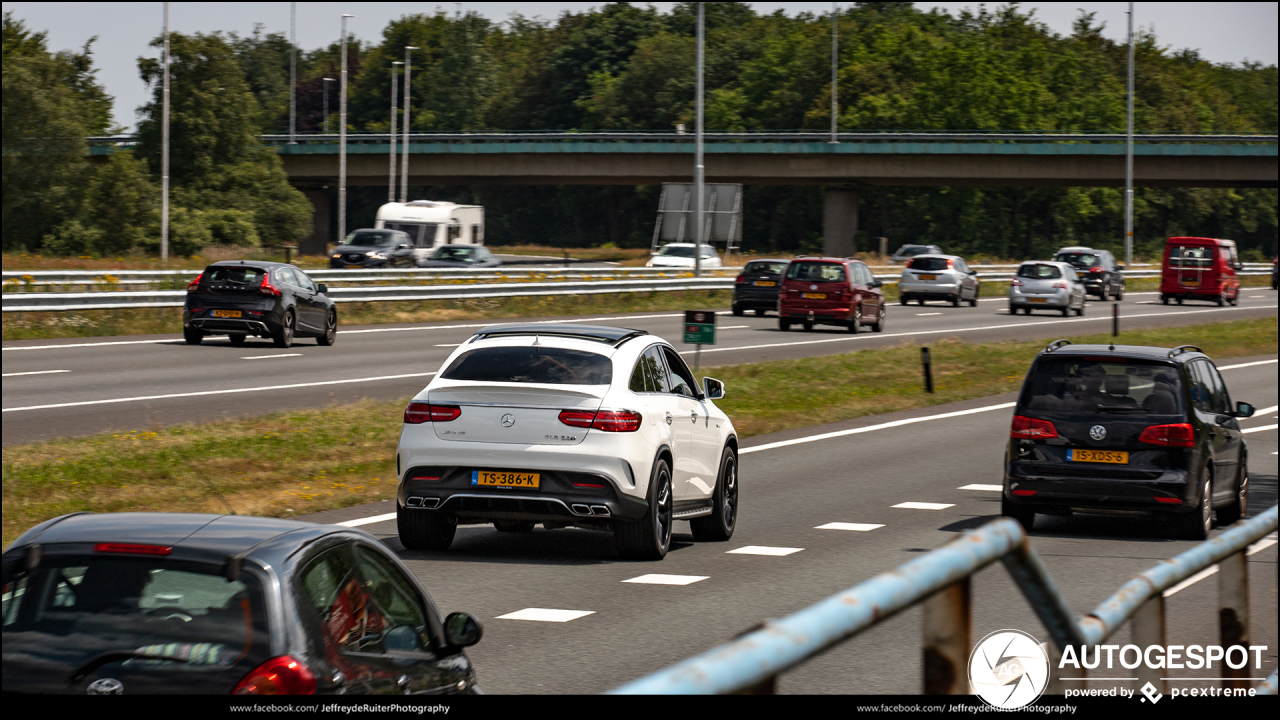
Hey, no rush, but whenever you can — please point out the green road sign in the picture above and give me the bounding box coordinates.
[683,310,716,345]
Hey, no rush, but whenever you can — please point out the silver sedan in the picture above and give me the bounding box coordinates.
[1008,261,1087,316]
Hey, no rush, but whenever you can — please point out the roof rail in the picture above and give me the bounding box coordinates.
[1043,339,1072,353]
[1169,345,1203,358]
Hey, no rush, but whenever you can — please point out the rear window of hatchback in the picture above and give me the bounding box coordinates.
[786,262,847,283]
[908,257,951,271]
[1017,264,1062,280]
[205,266,267,284]
[1019,359,1184,415]
[745,261,787,275]
[442,346,613,385]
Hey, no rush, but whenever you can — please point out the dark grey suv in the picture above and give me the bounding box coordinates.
[1054,246,1125,300]
[184,261,336,348]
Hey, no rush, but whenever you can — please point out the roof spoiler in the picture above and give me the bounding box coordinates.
[1043,339,1072,353]
[1169,345,1202,358]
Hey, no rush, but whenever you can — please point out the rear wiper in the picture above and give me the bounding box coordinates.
[70,650,189,684]
[1096,405,1145,412]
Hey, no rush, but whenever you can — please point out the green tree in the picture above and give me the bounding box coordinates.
[83,149,156,254]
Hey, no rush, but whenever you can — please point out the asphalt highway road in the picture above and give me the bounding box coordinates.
[3,289,1276,444]
[300,359,1278,694]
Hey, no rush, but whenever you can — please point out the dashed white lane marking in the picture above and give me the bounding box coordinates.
[2,371,438,412]
[741,402,1017,455]
[337,512,397,527]
[1218,359,1277,370]
[1243,424,1277,434]
[2,338,186,351]
[434,343,462,347]
[623,574,709,585]
[240,353,302,360]
[2,369,70,377]
[727,546,803,556]
[815,522,884,532]
[958,484,1003,492]
[1251,405,1278,416]
[496,608,595,622]
[892,502,955,510]
[916,312,944,316]
[1164,535,1278,597]
[719,325,751,330]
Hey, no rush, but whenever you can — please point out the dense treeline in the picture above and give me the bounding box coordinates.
[3,3,1277,258]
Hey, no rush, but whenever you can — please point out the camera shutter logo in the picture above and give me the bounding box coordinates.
[968,629,1049,709]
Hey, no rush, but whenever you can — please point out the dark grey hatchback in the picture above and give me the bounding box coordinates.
[2,513,483,695]
[184,261,336,348]
[1003,341,1255,540]
[731,259,788,316]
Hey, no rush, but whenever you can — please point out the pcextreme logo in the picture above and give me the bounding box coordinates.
[969,629,1050,709]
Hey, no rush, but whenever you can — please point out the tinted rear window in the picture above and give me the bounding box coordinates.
[1168,245,1216,268]
[1056,253,1100,268]
[745,262,787,275]
[1020,359,1183,415]
[1017,264,1062,279]
[204,266,266,285]
[908,257,950,271]
[2,555,270,694]
[896,246,932,257]
[786,262,846,283]
[442,346,612,385]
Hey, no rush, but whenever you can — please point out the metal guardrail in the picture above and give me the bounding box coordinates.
[610,505,1278,695]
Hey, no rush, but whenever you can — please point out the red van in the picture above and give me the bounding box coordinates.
[1160,237,1241,306]
[778,256,886,333]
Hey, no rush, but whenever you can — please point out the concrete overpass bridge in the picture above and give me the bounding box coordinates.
[91,131,1278,254]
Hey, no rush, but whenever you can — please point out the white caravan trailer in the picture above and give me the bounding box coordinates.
[374,201,485,261]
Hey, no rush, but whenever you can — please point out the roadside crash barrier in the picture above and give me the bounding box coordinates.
[609,504,1277,695]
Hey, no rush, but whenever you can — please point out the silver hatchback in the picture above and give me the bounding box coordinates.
[1008,261,1086,316]
[898,254,980,307]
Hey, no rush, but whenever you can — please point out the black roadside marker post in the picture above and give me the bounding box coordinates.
[921,346,934,393]
[1111,302,1119,351]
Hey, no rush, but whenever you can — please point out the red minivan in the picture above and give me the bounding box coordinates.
[778,256,886,333]
[1160,237,1241,306]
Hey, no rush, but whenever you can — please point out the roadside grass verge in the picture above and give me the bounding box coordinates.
[3,316,1273,544]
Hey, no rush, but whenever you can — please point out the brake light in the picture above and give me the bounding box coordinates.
[1010,279,1022,287]
[403,403,461,423]
[1010,415,1058,439]
[946,259,954,269]
[94,543,172,555]
[186,273,203,292]
[233,656,317,695]
[558,409,643,432]
[1011,489,1037,496]
[1090,266,1106,273]
[1153,496,1183,504]
[1138,423,1194,447]
[1052,282,1067,289]
[735,274,746,284]
[260,274,282,297]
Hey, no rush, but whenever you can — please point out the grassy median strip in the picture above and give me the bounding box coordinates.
[2,317,1275,544]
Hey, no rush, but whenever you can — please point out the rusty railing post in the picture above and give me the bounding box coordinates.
[1132,595,1165,693]
[923,578,971,694]
[1218,550,1250,689]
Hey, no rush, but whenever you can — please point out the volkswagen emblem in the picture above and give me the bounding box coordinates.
[1089,425,1107,441]
[501,413,516,428]
[810,284,818,291]
[86,678,124,695]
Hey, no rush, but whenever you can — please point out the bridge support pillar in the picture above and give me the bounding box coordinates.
[299,187,333,256]
[823,186,858,257]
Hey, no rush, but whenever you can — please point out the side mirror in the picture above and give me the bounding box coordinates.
[443,612,483,648]
[968,270,977,276]
[872,279,883,288]
[398,243,411,250]
[1116,264,1126,271]
[317,284,328,294]
[702,377,725,400]
[1235,401,1255,418]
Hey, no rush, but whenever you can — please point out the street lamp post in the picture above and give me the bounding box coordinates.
[830,2,839,144]
[289,2,296,143]
[1124,2,1135,266]
[161,2,170,262]
[322,78,335,133]
[401,47,419,204]
[339,14,353,244]
[694,2,704,279]
[390,61,403,203]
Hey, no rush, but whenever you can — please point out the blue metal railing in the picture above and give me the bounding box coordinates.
[610,504,1278,694]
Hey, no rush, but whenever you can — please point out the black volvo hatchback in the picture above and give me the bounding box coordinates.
[2,513,484,695]
[731,259,789,316]
[1002,341,1255,539]
[184,261,337,348]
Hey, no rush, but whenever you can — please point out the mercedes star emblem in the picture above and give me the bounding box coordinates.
[501,413,516,428]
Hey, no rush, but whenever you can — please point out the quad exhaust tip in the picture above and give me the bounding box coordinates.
[571,504,611,517]
[570,504,592,516]
[590,505,611,516]
[407,496,441,509]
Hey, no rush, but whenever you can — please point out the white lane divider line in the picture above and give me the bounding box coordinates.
[958,484,1003,492]
[2,371,438,413]
[2,338,186,352]
[623,574,709,585]
[496,608,595,622]
[741,402,1016,455]
[2,369,70,377]
[815,522,884,532]
[727,546,804,556]
[240,353,303,360]
[1164,535,1278,597]
[340,312,687,336]
[916,312,944,316]
[337,512,397,527]
[1243,424,1277,434]
[434,343,462,347]
[1218,359,1277,370]
[892,502,955,510]
[718,325,751,330]
[1250,405,1278,417]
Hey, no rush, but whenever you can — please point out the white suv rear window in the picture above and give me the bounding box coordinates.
[442,347,613,385]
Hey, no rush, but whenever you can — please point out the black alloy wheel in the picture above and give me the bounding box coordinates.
[183,327,204,345]
[229,334,247,345]
[614,459,673,560]
[398,505,458,551]
[316,310,337,346]
[272,310,295,348]
[1217,461,1248,526]
[848,305,861,334]
[691,447,738,541]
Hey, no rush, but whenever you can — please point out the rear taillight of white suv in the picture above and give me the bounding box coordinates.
[404,402,461,423]
[558,409,642,432]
